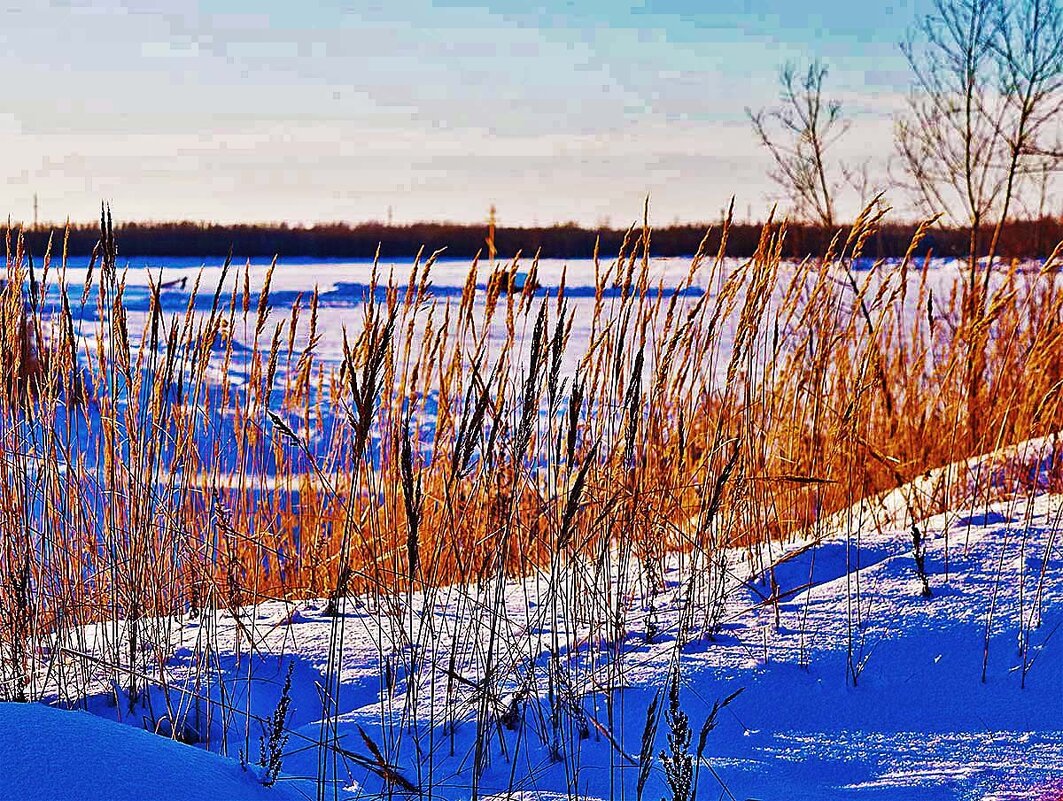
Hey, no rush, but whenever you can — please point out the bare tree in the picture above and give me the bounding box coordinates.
[748,60,848,227]
[983,0,1063,274]
[896,0,1063,443]
[896,0,1063,300]
[895,0,1006,289]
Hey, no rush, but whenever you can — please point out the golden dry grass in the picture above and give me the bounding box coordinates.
[0,203,1062,681]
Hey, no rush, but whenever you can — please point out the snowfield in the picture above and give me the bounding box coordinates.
[0,702,311,800]
[4,255,1061,799]
[6,445,1062,801]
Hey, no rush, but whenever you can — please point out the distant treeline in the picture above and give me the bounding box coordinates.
[15,217,1063,262]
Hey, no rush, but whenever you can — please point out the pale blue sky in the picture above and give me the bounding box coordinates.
[2,1,922,226]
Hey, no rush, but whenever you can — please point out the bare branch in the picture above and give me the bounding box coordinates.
[747,59,848,227]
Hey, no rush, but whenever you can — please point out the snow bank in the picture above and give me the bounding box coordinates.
[9,438,1063,799]
[0,703,309,801]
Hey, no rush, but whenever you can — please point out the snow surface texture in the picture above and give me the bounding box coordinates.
[0,702,311,800]
[13,464,1063,800]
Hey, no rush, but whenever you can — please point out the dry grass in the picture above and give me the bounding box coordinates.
[4,205,1063,622]
[1,203,1062,794]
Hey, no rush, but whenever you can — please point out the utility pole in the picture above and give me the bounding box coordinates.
[33,193,38,229]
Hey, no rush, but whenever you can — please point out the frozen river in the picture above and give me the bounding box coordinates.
[20,253,994,383]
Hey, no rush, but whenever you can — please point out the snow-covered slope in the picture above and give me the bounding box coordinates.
[0,702,311,801]
[8,468,1063,800]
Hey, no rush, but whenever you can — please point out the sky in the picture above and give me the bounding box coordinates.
[1,1,924,227]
